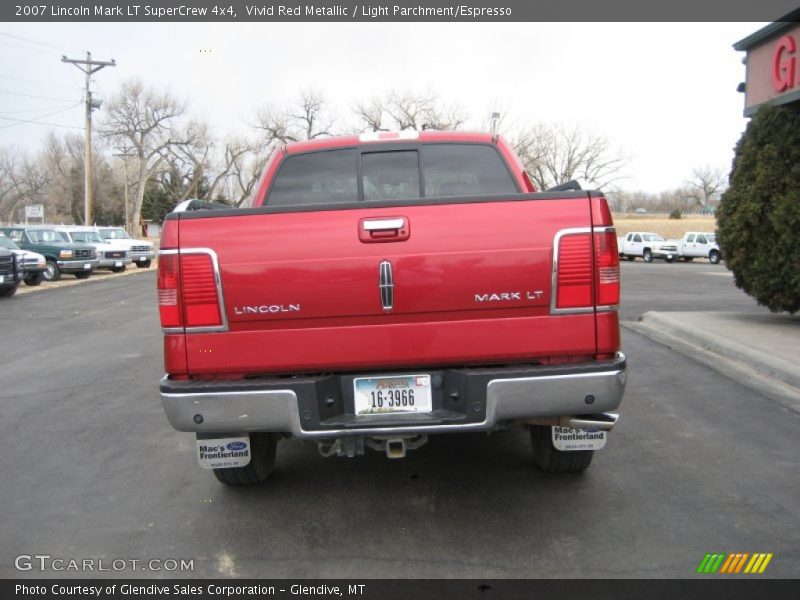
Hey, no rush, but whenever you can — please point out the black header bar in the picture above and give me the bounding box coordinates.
[3,0,800,22]
[5,579,800,600]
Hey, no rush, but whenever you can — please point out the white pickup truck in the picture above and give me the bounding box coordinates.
[664,232,722,264]
[617,232,677,263]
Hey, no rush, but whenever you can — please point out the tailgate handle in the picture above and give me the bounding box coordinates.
[359,216,410,243]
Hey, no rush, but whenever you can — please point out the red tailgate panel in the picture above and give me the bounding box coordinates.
[183,313,598,375]
[176,197,595,375]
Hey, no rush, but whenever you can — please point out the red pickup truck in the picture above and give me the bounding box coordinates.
[157,130,626,485]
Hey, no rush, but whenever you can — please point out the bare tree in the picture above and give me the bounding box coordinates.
[384,90,429,130]
[230,142,271,207]
[0,148,49,223]
[41,132,88,223]
[255,90,333,144]
[168,120,213,202]
[511,123,627,191]
[352,97,385,132]
[99,79,188,233]
[290,90,333,140]
[687,166,726,207]
[206,136,263,204]
[0,148,23,222]
[353,90,467,132]
[162,120,267,207]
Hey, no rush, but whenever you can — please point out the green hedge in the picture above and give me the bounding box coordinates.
[717,103,800,314]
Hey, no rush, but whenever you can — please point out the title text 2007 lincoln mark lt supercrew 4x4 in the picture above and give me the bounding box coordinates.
[157,131,627,485]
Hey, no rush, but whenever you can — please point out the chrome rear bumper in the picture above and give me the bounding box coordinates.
[161,353,627,438]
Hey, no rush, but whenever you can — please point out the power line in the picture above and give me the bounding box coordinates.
[0,120,83,130]
[0,73,78,90]
[0,30,83,53]
[0,102,82,129]
[0,89,77,102]
[0,103,75,114]
[0,38,54,56]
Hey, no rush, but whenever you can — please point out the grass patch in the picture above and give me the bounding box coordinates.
[612,214,716,239]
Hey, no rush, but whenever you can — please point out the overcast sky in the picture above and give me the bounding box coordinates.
[0,21,762,192]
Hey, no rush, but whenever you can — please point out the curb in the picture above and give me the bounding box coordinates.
[639,312,800,390]
[624,314,800,413]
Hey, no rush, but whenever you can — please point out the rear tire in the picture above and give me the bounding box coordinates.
[24,274,43,286]
[212,433,278,486]
[74,271,91,279]
[709,250,721,265]
[529,425,594,473]
[643,248,653,263]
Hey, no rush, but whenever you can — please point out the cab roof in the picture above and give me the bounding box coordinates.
[284,130,496,155]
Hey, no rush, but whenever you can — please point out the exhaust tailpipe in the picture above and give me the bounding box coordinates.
[562,413,619,431]
[527,412,619,431]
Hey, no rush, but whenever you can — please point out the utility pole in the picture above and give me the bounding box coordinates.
[62,52,115,226]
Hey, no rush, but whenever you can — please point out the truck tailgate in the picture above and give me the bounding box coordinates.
[171,196,598,375]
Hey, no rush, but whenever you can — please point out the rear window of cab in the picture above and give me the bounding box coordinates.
[264,143,519,207]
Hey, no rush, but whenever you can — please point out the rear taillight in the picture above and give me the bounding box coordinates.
[157,250,224,331]
[157,253,182,328]
[555,233,593,309]
[594,229,620,307]
[181,254,222,327]
[553,227,620,312]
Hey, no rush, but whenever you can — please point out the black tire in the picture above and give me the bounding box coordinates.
[24,273,43,286]
[643,248,653,263]
[43,260,60,282]
[0,285,17,297]
[709,250,721,265]
[74,271,91,279]
[110,265,126,273]
[683,257,694,262]
[136,259,152,269]
[529,425,594,473]
[625,255,636,262]
[212,433,278,486]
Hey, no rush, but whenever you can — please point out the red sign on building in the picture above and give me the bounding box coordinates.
[735,17,800,116]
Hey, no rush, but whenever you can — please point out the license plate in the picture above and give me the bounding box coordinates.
[552,426,607,451]
[353,374,432,416]
[0,275,4,283]
[83,263,91,269]
[138,257,146,262]
[114,261,122,267]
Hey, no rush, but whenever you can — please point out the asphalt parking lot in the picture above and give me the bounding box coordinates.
[1,262,798,578]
